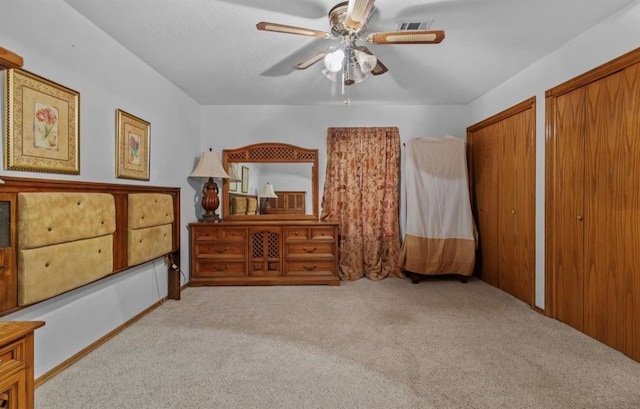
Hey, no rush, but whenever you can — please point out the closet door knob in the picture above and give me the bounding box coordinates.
[511,210,516,215]
[577,215,583,221]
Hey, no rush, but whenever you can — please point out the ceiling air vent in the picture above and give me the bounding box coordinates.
[397,20,433,31]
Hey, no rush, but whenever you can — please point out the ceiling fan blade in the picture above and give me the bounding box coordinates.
[366,30,445,45]
[371,59,388,76]
[344,0,376,32]
[260,38,334,77]
[257,22,331,39]
[296,51,327,70]
[360,47,388,76]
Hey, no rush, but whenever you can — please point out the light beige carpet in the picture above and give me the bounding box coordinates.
[36,277,640,408]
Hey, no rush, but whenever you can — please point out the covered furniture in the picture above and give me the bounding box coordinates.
[399,136,476,282]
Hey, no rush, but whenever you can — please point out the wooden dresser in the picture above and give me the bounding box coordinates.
[189,221,340,286]
[0,321,45,409]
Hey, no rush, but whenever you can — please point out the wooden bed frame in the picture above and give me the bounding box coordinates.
[0,176,181,317]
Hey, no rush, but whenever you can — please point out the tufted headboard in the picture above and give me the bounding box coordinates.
[0,176,181,317]
[229,193,258,215]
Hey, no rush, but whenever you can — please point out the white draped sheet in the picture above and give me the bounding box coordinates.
[399,136,476,276]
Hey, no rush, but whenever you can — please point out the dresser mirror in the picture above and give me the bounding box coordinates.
[221,143,319,221]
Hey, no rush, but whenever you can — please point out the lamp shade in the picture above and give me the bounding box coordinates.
[190,149,228,179]
[259,183,278,198]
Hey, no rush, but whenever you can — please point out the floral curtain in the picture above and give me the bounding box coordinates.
[321,127,402,281]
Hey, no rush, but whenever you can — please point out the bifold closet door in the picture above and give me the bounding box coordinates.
[468,98,535,306]
[470,126,500,287]
[552,87,586,333]
[548,50,640,361]
[583,66,640,357]
[502,109,535,304]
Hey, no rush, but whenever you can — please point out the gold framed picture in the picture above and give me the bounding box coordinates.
[241,166,249,193]
[115,109,150,180]
[4,68,80,174]
[229,163,238,192]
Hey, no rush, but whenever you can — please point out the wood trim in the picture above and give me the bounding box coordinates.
[0,47,23,70]
[34,299,167,387]
[546,46,640,97]
[467,97,536,133]
[533,305,546,316]
[544,93,557,319]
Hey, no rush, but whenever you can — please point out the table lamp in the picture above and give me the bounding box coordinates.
[190,149,228,222]
[259,182,278,214]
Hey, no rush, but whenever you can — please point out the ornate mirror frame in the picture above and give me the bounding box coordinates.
[221,142,319,221]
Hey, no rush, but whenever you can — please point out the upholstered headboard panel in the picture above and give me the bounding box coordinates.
[0,177,181,316]
[17,193,117,306]
[18,192,116,248]
[127,193,173,266]
[18,235,113,306]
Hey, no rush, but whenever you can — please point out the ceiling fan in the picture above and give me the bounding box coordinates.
[256,0,445,87]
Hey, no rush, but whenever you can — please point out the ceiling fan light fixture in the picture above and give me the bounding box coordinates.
[324,48,345,72]
[322,68,339,82]
[354,49,377,75]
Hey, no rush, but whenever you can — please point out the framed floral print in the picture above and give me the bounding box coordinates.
[4,69,80,174]
[115,109,150,180]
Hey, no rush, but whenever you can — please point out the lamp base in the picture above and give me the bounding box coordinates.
[199,177,221,223]
[199,211,220,223]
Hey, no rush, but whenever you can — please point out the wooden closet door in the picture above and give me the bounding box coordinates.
[552,88,586,332]
[510,109,535,305]
[471,127,499,286]
[583,65,640,358]
[498,120,518,296]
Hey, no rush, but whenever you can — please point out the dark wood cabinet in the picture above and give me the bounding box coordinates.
[189,221,339,286]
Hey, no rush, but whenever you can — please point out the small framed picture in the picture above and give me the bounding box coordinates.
[241,166,249,193]
[229,163,238,192]
[4,69,80,174]
[115,109,150,180]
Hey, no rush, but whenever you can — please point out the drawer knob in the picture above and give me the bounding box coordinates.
[303,265,317,271]
[214,264,228,271]
[214,247,229,253]
[303,247,317,253]
[294,232,299,236]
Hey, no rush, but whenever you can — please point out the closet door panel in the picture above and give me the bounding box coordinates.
[512,109,535,305]
[621,64,640,362]
[584,73,631,350]
[498,120,517,296]
[584,66,640,357]
[471,127,500,286]
[553,89,586,332]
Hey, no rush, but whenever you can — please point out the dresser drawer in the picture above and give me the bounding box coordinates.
[194,242,244,258]
[310,227,335,240]
[284,260,334,276]
[284,227,335,241]
[286,242,333,257]
[0,340,24,370]
[193,227,245,241]
[194,260,247,277]
[283,227,309,240]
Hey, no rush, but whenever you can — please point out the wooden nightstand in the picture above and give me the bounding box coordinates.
[0,321,45,409]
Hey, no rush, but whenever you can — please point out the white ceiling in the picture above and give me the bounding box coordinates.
[62,0,635,106]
